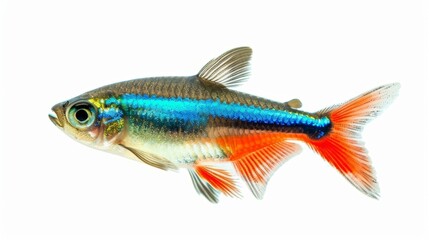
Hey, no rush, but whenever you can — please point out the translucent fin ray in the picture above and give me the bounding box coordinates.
[197,47,252,88]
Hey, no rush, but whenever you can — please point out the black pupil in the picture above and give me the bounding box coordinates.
[75,109,89,122]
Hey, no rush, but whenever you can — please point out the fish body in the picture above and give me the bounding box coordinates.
[50,47,400,202]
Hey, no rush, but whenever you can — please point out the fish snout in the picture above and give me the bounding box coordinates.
[49,101,68,129]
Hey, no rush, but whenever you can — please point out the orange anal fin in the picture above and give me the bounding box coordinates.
[216,133,301,199]
[194,164,241,198]
[234,141,301,199]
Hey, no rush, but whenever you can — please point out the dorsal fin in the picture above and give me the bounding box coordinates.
[197,47,252,88]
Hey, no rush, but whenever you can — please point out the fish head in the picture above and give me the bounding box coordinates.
[49,93,125,149]
[49,97,103,146]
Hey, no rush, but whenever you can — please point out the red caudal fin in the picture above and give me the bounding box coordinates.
[304,83,400,198]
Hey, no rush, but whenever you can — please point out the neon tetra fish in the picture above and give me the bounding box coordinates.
[49,47,400,202]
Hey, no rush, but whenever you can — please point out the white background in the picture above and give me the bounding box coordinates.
[1,0,428,239]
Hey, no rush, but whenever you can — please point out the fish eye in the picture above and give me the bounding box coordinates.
[66,101,97,129]
[75,108,90,123]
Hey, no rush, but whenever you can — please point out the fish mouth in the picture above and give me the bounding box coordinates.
[49,104,65,128]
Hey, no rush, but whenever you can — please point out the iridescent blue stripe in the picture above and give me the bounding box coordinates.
[119,94,330,128]
[98,108,123,124]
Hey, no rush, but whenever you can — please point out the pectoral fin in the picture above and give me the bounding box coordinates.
[120,144,177,171]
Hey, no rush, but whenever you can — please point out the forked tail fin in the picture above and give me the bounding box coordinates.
[305,83,400,198]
